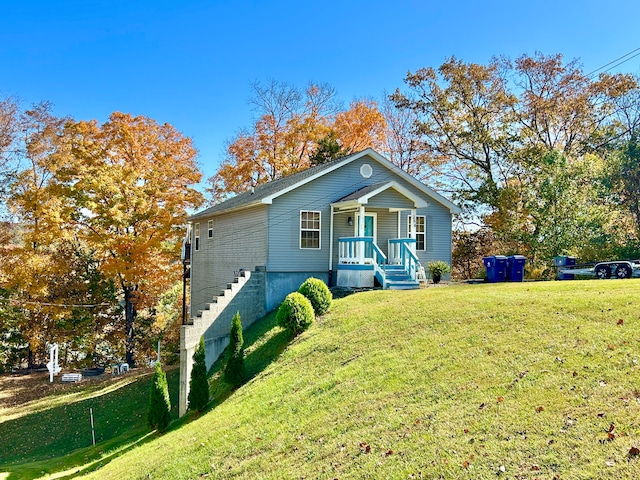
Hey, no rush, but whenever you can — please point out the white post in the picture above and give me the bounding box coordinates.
[90,408,96,446]
[157,340,161,364]
[47,344,60,383]
[410,209,416,240]
[358,206,365,264]
[329,205,334,272]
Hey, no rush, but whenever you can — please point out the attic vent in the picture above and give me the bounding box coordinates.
[360,163,373,179]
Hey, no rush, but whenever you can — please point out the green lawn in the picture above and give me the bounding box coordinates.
[3,280,640,479]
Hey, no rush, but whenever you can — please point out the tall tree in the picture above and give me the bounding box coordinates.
[46,112,203,366]
[207,83,388,203]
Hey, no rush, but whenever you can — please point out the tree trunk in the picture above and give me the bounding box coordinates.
[124,288,137,367]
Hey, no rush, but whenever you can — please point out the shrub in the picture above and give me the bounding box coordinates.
[427,260,451,284]
[147,362,171,432]
[298,277,332,315]
[276,292,315,336]
[224,312,245,385]
[188,336,209,412]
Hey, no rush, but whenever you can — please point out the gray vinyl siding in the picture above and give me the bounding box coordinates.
[190,205,268,317]
[267,154,453,273]
[400,204,453,266]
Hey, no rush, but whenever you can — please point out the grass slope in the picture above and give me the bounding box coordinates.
[77,280,640,479]
[0,367,179,478]
[3,280,640,479]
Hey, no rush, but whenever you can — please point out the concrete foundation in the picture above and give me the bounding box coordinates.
[179,267,266,416]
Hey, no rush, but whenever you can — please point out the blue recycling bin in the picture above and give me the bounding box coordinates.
[483,255,507,283]
[506,255,526,282]
[554,256,577,280]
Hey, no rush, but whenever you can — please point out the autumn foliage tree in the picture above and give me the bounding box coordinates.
[5,110,204,367]
[393,53,639,265]
[207,82,387,202]
[49,113,204,366]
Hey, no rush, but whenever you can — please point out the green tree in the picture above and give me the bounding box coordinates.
[147,362,171,432]
[309,131,351,166]
[188,336,209,412]
[224,312,245,386]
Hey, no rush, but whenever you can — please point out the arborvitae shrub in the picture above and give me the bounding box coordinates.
[147,362,171,432]
[188,336,209,412]
[224,311,245,385]
[298,277,332,315]
[276,292,315,336]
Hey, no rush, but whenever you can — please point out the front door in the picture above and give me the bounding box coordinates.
[356,213,376,259]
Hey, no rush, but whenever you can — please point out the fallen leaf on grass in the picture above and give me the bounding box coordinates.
[617,319,624,325]
[385,449,393,456]
[462,460,469,469]
[359,442,371,454]
[608,344,616,350]
[536,406,544,413]
[478,403,485,410]
[497,396,504,403]
[629,446,640,457]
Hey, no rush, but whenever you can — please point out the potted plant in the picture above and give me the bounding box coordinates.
[426,260,451,284]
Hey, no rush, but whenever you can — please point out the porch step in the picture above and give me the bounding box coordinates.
[387,280,420,290]
[382,265,420,290]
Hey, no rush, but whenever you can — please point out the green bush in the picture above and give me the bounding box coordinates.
[276,292,315,336]
[147,362,171,432]
[224,312,245,386]
[298,277,332,315]
[427,260,451,283]
[188,336,209,412]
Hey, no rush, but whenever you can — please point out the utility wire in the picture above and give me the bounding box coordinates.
[586,47,640,78]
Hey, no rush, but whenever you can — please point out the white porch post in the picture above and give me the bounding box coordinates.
[329,205,334,272]
[410,208,417,254]
[410,209,416,240]
[358,205,365,264]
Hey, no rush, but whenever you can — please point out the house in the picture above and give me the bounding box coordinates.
[178,149,460,415]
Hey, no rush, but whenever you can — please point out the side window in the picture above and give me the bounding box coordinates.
[208,220,213,239]
[407,215,426,251]
[300,211,321,249]
[194,223,200,251]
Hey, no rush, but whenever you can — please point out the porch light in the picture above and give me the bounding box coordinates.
[347,216,353,226]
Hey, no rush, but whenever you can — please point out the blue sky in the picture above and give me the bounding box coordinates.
[2,0,639,184]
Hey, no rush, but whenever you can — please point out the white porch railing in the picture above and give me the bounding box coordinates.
[338,237,387,284]
[388,238,419,281]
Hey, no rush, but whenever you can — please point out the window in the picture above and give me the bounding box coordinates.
[208,220,213,239]
[194,223,200,251]
[407,215,426,251]
[300,211,321,249]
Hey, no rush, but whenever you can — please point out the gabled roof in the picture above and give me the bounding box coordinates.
[332,181,429,210]
[189,149,460,220]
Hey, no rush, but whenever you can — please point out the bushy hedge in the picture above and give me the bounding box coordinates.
[298,277,332,315]
[147,362,171,432]
[224,311,245,386]
[276,292,315,336]
[188,336,209,413]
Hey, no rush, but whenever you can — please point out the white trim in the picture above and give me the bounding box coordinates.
[194,223,200,252]
[331,181,428,209]
[207,220,213,239]
[408,214,426,251]
[355,212,377,243]
[261,149,461,214]
[299,210,321,250]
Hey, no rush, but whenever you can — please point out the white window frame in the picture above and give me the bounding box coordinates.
[407,215,426,251]
[208,220,213,239]
[300,210,321,250]
[194,223,200,251]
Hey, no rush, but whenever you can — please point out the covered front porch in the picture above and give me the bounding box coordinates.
[328,181,428,290]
